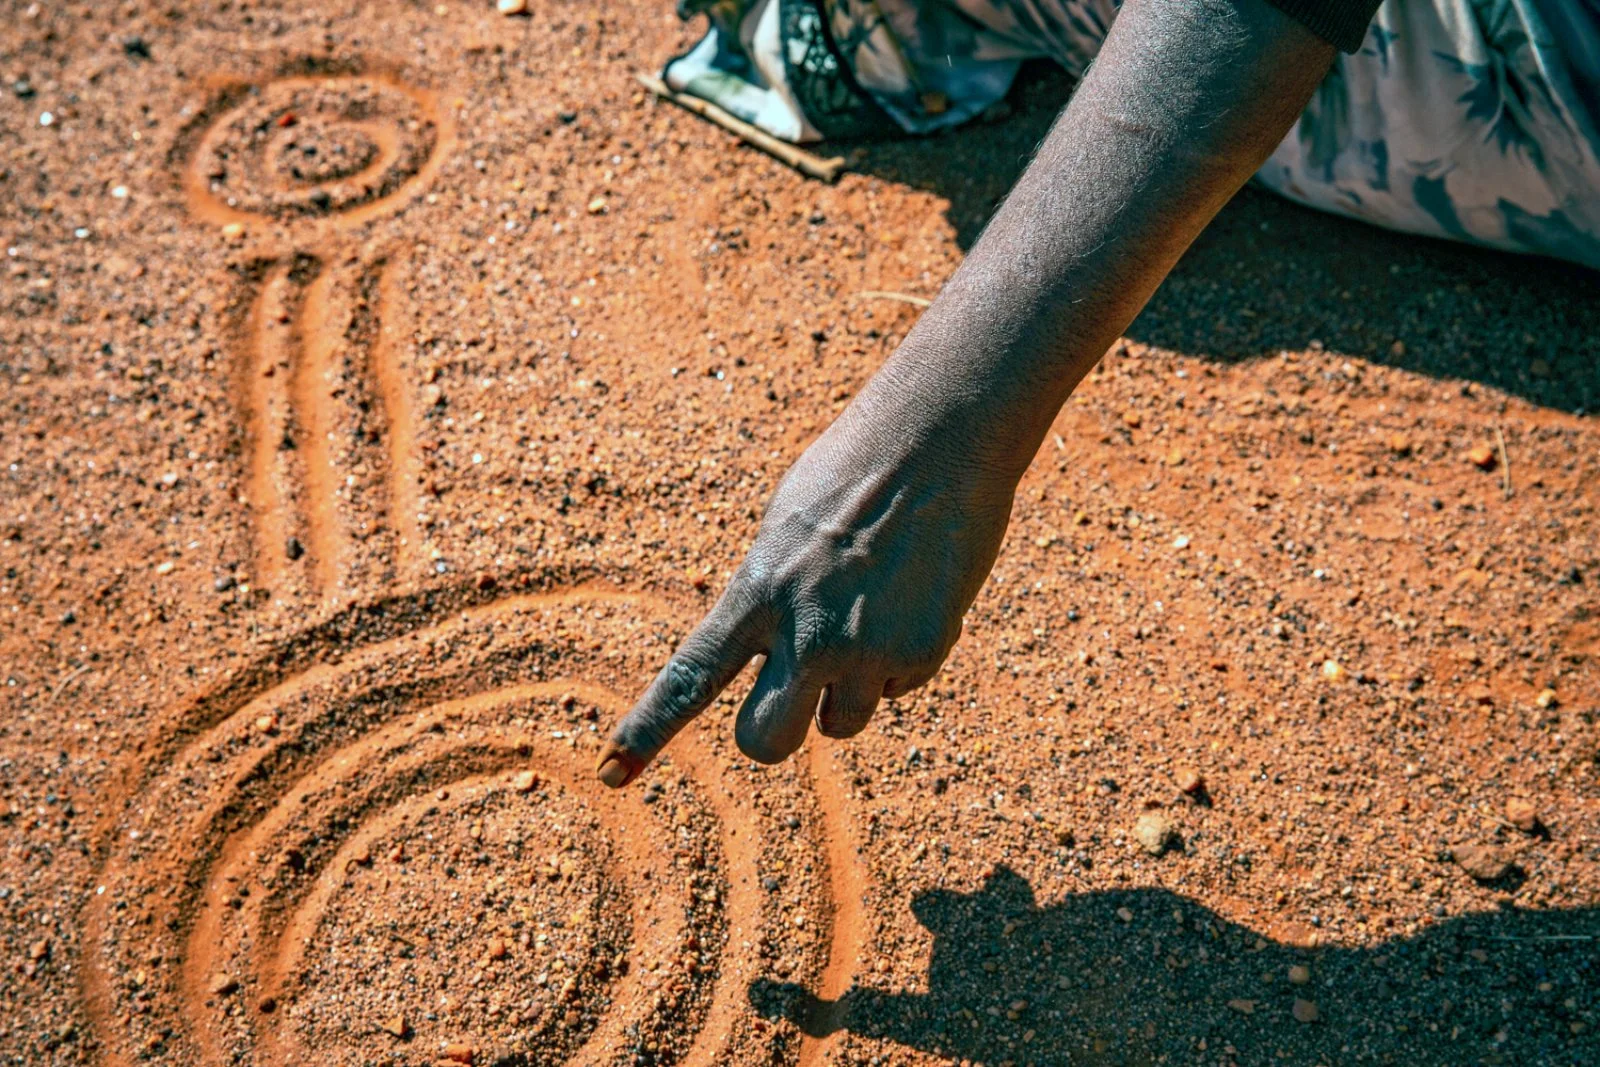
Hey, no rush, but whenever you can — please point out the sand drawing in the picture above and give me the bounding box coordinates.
[80,587,863,1065]
[73,60,867,1066]
[179,69,450,598]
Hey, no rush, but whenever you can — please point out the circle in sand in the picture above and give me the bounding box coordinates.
[82,588,842,1066]
[185,74,445,224]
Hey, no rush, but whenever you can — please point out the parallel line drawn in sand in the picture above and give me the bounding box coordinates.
[185,64,451,599]
[797,742,868,1067]
[81,586,863,1066]
[227,254,421,597]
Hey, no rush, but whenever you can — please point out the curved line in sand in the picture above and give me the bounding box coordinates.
[181,72,455,235]
[82,588,862,1067]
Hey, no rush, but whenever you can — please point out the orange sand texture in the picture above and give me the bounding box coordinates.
[2,3,1598,1065]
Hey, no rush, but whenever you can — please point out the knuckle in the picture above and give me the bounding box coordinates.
[658,657,715,717]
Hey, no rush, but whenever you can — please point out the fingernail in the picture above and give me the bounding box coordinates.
[597,757,629,789]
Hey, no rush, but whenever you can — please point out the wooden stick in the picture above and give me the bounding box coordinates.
[856,290,932,308]
[1495,425,1513,499]
[635,73,847,183]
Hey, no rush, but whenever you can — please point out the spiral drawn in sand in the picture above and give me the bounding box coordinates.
[82,588,862,1066]
[183,73,448,228]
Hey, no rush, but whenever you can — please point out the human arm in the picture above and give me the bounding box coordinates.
[596,0,1337,786]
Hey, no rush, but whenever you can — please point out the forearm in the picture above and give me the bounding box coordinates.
[859,0,1334,482]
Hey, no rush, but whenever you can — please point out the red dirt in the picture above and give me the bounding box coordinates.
[2,3,1597,1066]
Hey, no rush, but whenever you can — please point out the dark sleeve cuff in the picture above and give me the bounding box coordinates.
[1262,0,1384,53]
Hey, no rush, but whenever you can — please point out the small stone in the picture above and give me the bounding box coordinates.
[1452,842,1512,883]
[209,975,239,996]
[1133,813,1177,856]
[381,1014,408,1037]
[154,560,176,576]
[1320,659,1346,683]
[1505,797,1540,834]
[1534,688,1558,709]
[220,222,245,240]
[1387,433,1412,456]
[513,770,540,793]
[1115,907,1134,923]
[497,0,528,12]
[1227,998,1256,1015]
[586,197,608,214]
[1292,997,1320,1023]
[486,937,508,961]
[1173,767,1204,795]
[1121,410,1142,429]
[442,1043,476,1064]
[258,997,277,1014]
[28,939,49,961]
[253,713,278,734]
[1287,964,1311,986]
[1467,444,1497,470]
[285,536,305,561]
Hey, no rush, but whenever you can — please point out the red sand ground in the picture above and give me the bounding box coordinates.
[2,3,1598,1065]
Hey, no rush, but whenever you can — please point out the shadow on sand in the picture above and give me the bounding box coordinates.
[753,864,1599,1066]
[849,64,1600,415]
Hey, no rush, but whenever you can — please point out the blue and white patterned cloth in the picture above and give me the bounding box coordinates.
[664,0,1600,268]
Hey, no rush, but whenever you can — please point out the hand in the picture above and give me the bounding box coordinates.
[595,385,1015,787]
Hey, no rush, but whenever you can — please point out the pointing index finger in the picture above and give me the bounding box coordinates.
[596,591,768,788]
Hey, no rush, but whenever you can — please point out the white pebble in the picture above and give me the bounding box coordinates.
[111,185,129,199]
[39,111,54,127]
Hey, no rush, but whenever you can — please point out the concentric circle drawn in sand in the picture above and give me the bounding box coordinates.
[82,586,861,1065]
[181,70,450,229]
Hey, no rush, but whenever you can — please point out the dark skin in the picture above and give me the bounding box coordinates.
[596,0,1337,788]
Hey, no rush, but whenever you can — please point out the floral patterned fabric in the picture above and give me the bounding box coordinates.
[663,0,1600,268]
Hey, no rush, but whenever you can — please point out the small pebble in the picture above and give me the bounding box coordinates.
[1287,964,1311,986]
[1320,659,1346,683]
[1505,797,1540,834]
[1451,842,1512,883]
[1387,433,1412,455]
[513,770,540,793]
[1467,444,1497,470]
[442,1042,476,1064]
[221,222,245,239]
[1173,766,1203,795]
[1226,998,1255,1014]
[497,0,528,11]
[1133,813,1177,856]
[381,1014,408,1037]
[1534,688,1558,709]
[1292,997,1320,1023]
[587,197,608,214]
[209,975,239,996]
